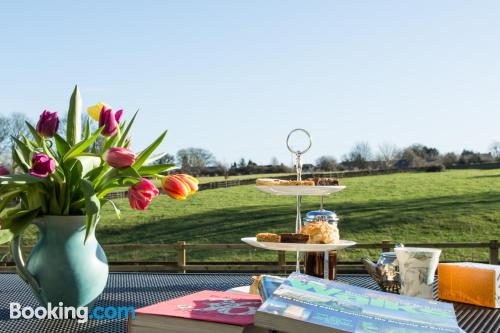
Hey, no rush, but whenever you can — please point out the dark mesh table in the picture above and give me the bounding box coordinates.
[0,273,498,333]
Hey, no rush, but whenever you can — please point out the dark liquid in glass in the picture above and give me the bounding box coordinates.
[304,250,337,280]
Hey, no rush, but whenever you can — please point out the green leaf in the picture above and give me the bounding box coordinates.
[96,166,142,194]
[75,155,102,176]
[80,180,100,243]
[84,165,104,181]
[25,122,42,146]
[133,130,168,169]
[21,135,38,151]
[0,208,40,244]
[101,199,121,219]
[102,133,119,152]
[0,190,22,212]
[117,110,138,147]
[0,230,14,245]
[138,163,176,176]
[54,134,71,157]
[145,152,169,165]
[12,147,30,173]
[0,174,47,185]
[11,136,32,162]
[66,85,82,146]
[83,118,91,140]
[118,166,142,179]
[63,127,103,162]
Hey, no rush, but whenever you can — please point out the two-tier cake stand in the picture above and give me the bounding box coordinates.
[241,128,355,274]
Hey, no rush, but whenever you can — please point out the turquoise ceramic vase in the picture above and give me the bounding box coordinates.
[11,215,109,307]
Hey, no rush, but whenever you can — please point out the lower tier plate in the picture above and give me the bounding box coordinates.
[241,237,356,252]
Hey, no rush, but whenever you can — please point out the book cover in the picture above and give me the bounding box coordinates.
[256,272,462,333]
[258,276,285,301]
[135,290,262,327]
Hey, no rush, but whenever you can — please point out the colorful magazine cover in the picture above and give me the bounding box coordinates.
[257,272,463,333]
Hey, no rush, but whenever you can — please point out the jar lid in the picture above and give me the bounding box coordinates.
[304,209,338,223]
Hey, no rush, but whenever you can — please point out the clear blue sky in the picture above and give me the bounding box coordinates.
[1,1,499,165]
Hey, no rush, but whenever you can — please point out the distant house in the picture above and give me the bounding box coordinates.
[394,159,411,170]
[302,164,315,172]
[479,153,495,163]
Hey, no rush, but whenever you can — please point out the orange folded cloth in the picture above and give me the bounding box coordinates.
[438,262,499,308]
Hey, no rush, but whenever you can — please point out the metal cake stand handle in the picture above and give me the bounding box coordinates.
[286,128,312,181]
[286,128,312,273]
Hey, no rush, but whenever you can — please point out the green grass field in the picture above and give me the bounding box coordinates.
[19,169,500,263]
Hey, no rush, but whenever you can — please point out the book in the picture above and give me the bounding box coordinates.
[128,290,268,333]
[255,272,464,333]
[258,275,285,301]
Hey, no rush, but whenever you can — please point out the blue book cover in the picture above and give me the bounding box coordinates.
[258,276,285,301]
[256,272,463,333]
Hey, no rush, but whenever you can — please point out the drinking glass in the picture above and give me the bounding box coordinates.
[395,247,441,299]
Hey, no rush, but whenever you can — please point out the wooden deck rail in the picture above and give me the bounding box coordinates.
[0,240,497,273]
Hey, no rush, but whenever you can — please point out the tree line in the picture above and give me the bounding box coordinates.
[2,113,499,175]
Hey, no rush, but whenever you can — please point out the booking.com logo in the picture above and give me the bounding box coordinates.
[10,302,136,323]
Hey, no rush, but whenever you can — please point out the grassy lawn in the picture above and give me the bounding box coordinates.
[19,169,500,263]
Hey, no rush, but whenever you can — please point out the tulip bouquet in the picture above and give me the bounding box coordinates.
[0,86,198,244]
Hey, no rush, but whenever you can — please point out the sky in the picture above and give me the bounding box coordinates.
[1,1,499,166]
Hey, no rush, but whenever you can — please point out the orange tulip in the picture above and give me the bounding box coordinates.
[161,175,191,200]
[175,174,199,194]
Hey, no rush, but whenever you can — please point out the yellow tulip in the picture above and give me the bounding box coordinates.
[87,102,109,121]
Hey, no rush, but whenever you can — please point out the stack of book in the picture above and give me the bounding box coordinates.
[128,273,464,333]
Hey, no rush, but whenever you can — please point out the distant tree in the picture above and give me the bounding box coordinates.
[441,152,458,168]
[316,156,337,171]
[377,143,400,168]
[458,150,481,165]
[343,142,372,169]
[238,158,246,168]
[155,153,175,165]
[270,157,279,166]
[0,113,30,167]
[176,148,216,173]
[490,142,500,161]
[406,144,440,160]
[401,147,426,168]
[219,162,230,180]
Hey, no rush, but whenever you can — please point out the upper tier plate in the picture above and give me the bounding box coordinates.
[256,185,346,196]
[241,237,356,252]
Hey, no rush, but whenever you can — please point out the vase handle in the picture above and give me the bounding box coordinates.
[11,235,41,293]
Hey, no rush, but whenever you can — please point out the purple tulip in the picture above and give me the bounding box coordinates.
[36,110,59,138]
[99,107,123,137]
[0,165,9,176]
[29,153,56,178]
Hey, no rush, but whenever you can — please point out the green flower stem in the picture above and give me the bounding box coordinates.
[41,139,57,161]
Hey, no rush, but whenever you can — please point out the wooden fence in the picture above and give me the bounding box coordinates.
[105,168,419,199]
[0,240,497,273]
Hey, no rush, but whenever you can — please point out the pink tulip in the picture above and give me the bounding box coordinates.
[161,175,191,200]
[104,147,136,169]
[0,165,9,176]
[29,153,56,178]
[128,178,159,210]
[99,107,123,137]
[36,110,59,138]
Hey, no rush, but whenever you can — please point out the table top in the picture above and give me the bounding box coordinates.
[0,272,498,333]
